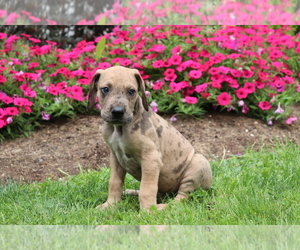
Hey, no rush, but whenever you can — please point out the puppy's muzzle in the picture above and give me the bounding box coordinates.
[111,106,125,119]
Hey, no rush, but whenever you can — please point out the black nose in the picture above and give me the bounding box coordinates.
[111,106,125,118]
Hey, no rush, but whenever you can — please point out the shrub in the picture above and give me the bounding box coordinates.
[0,25,299,141]
[96,25,300,123]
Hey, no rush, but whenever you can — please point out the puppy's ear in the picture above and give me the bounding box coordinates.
[133,69,149,111]
[87,70,102,111]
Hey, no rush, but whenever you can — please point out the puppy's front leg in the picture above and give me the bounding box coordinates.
[139,154,163,211]
[97,151,126,210]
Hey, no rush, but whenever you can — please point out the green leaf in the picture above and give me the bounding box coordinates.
[97,15,106,25]
[95,36,106,60]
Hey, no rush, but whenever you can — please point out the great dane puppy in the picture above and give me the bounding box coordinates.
[88,66,212,211]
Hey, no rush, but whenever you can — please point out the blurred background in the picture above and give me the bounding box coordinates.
[0,0,113,23]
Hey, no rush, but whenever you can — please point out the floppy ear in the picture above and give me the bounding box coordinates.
[87,70,102,111]
[133,70,149,111]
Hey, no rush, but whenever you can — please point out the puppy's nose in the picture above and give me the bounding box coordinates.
[111,106,125,118]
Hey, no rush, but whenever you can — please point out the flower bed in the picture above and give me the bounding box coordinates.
[0,25,299,141]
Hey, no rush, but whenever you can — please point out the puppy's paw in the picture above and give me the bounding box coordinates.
[156,204,168,210]
[96,202,113,210]
[124,189,139,196]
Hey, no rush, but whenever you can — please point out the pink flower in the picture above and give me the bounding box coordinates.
[171,46,182,54]
[195,83,208,93]
[258,101,272,110]
[235,88,249,99]
[184,96,198,104]
[285,117,297,125]
[48,85,60,95]
[13,98,33,107]
[269,50,283,59]
[41,111,51,120]
[274,103,284,114]
[0,10,7,18]
[5,107,19,116]
[28,16,41,23]
[208,67,220,75]
[150,100,158,113]
[218,66,230,74]
[0,73,6,82]
[170,114,177,122]
[188,70,202,79]
[169,55,182,65]
[0,118,7,128]
[153,80,164,90]
[77,79,90,85]
[0,93,14,104]
[230,69,242,78]
[152,60,165,68]
[58,57,71,64]
[211,81,222,89]
[244,82,255,93]
[242,70,254,78]
[217,92,232,106]
[148,44,165,53]
[0,108,6,118]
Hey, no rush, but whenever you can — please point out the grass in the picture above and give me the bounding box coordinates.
[1,141,299,225]
[1,142,300,248]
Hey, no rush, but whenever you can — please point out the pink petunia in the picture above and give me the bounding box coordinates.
[184,96,198,104]
[5,107,19,116]
[152,60,165,68]
[244,82,255,93]
[285,117,297,125]
[242,70,254,78]
[208,67,220,75]
[0,108,6,118]
[235,88,249,99]
[169,55,182,65]
[217,92,232,106]
[188,70,202,79]
[258,101,272,110]
[0,118,7,128]
[148,44,165,53]
[13,98,33,106]
[77,78,90,85]
[48,85,60,96]
[230,69,242,78]
[58,57,71,64]
[0,33,7,39]
[0,75,7,83]
[171,46,182,54]
[153,80,164,90]
[195,83,208,93]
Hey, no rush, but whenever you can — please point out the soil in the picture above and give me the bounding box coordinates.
[1,106,299,183]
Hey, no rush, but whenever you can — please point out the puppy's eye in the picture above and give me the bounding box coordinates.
[100,87,109,95]
[128,89,136,96]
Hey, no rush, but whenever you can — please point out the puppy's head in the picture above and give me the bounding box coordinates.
[87,66,148,125]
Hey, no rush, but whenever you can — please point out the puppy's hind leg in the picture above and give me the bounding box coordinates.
[175,154,212,202]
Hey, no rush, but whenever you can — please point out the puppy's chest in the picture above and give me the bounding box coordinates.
[108,131,141,179]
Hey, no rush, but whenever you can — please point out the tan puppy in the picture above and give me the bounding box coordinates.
[88,66,212,211]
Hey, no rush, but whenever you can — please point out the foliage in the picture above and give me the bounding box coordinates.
[97,25,300,122]
[1,25,300,141]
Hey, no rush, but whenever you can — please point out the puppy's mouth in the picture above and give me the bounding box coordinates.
[103,116,133,125]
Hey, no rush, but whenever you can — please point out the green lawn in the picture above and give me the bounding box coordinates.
[1,141,300,249]
[1,141,299,225]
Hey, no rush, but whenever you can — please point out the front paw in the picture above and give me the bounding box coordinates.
[156,204,168,210]
[96,202,114,210]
